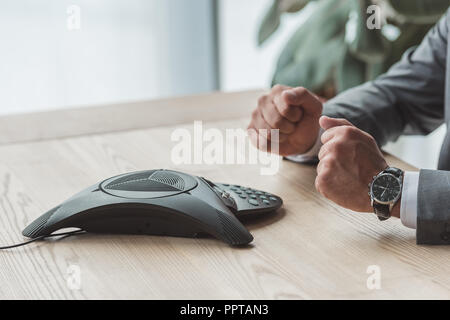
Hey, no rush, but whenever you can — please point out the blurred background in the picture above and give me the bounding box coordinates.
[0,0,448,169]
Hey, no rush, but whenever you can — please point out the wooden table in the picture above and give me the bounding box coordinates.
[0,90,449,300]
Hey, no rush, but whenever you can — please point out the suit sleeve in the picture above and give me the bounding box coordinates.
[417,169,450,244]
[322,11,448,147]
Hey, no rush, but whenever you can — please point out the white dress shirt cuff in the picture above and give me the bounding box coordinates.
[400,171,419,229]
[285,128,324,162]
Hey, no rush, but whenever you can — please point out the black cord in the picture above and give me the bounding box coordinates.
[0,230,85,250]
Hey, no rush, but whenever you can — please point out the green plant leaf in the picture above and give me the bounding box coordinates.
[272,0,351,90]
[270,0,447,94]
[257,0,311,45]
[347,0,387,64]
[283,0,310,13]
[258,0,282,46]
[336,49,366,92]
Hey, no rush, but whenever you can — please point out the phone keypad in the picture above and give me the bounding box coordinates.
[217,183,282,215]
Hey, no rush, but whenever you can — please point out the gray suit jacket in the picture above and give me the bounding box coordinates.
[323,9,450,244]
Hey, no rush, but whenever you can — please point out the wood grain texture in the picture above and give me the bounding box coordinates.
[0,96,449,299]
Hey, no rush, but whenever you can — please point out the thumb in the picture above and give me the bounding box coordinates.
[319,116,353,130]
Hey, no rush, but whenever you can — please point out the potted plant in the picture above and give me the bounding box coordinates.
[258,0,449,98]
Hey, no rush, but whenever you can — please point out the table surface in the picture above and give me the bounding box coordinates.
[0,91,449,300]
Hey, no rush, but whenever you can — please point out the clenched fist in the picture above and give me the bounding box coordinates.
[315,116,394,214]
[247,85,323,156]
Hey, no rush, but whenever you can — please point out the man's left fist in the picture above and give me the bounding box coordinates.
[315,116,388,212]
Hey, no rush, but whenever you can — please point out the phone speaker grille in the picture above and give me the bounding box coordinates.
[149,171,185,190]
[22,206,60,238]
[105,172,154,188]
[104,170,186,192]
[217,211,253,245]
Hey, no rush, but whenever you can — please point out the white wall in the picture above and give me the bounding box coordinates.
[218,0,315,92]
[0,0,217,115]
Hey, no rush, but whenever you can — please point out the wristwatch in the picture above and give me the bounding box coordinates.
[368,167,404,221]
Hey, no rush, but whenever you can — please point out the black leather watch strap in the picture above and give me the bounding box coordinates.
[384,167,403,178]
[373,203,390,221]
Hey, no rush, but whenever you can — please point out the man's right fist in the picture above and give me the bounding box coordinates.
[247,85,323,156]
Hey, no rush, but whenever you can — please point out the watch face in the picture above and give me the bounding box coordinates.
[371,174,401,203]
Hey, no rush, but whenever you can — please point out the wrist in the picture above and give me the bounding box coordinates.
[295,127,324,156]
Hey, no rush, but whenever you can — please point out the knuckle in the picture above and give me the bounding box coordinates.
[257,94,268,106]
[366,133,376,144]
[320,158,330,169]
[295,86,306,95]
[251,109,258,120]
[320,165,332,179]
[314,176,322,192]
[278,104,290,117]
[316,161,323,173]
[341,126,357,139]
[322,157,336,172]
[328,154,338,164]
[272,114,284,128]
[256,103,265,114]
[318,159,333,175]
[272,84,283,92]
[315,175,328,195]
